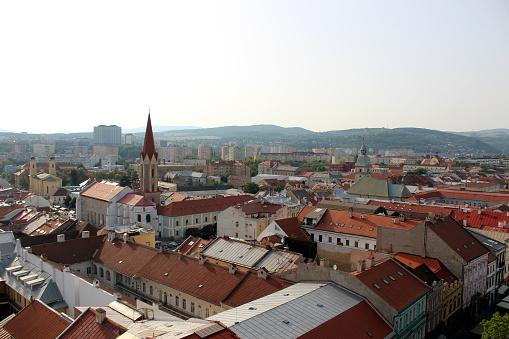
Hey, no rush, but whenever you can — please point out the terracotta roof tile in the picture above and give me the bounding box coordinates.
[409,189,509,204]
[3,300,71,339]
[222,272,292,308]
[59,307,127,339]
[81,181,129,202]
[235,202,283,215]
[354,259,429,311]
[31,235,106,265]
[274,217,311,241]
[451,209,509,229]
[394,253,458,284]
[117,193,156,207]
[93,239,159,277]
[297,300,393,339]
[157,196,253,217]
[426,216,489,262]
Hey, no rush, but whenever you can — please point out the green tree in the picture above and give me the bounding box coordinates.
[76,163,85,169]
[63,195,71,207]
[69,197,77,209]
[243,182,260,194]
[276,182,286,192]
[19,175,29,189]
[69,169,79,186]
[481,312,509,339]
[119,175,131,187]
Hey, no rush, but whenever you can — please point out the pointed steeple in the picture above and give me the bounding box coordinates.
[141,111,158,161]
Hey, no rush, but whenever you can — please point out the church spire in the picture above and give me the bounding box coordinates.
[141,112,158,161]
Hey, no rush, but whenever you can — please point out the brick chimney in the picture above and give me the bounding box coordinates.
[356,259,365,273]
[349,207,354,219]
[95,308,106,324]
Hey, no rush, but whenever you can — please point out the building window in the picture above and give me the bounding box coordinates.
[176,221,179,226]
[138,214,142,222]
[236,222,239,227]
[191,302,195,313]
[186,220,188,225]
[149,285,153,295]
[100,267,104,278]
[106,270,111,281]
[146,214,151,222]
[328,237,332,243]
[86,267,91,275]
[319,235,322,242]
[354,241,358,248]
[365,243,370,249]
[346,240,350,246]
[206,308,210,318]
[182,299,187,310]
[205,217,208,222]
[311,233,314,241]
[195,218,199,223]
[143,283,146,292]
[175,296,179,307]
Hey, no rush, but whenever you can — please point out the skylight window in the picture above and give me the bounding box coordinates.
[349,225,353,228]
[373,283,381,290]
[369,228,374,231]
[389,275,395,281]
[396,271,403,276]
[382,279,389,285]
[341,224,345,227]
[358,226,362,230]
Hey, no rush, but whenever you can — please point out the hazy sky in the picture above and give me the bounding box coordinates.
[1,1,508,134]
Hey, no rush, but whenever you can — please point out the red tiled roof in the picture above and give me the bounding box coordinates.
[308,209,421,238]
[93,239,159,277]
[59,307,127,339]
[451,209,509,229]
[3,300,71,339]
[81,182,129,202]
[354,259,429,311]
[426,216,489,262]
[140,113,158,161]
[297,300,393,339]
[274,217,311,241]
[394,253,458,284]
[488,253,497,262]
[31,235,106,265]
[481,226,509,233]
[235,202,283,215]
[409,189,509,203]
[367,201,454,216]
[0,204,24,218]
[157,195,253,217]
[222,272,293,308]
[117,193,156,207]
[136,252,246,306]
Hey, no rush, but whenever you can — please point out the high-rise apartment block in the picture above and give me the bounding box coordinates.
[197,146,211,160]
[94,125,122,145]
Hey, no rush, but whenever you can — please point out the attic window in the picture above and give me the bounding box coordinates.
[239,255,243,258]
[329,222,333,226]
[367,332,373,338]
[357,226,362,230]
[164,273,168,276]
[316,304,324,307]
[248,307,257,310]
[282,320,290,324]
[396,271,403,276]
[388,275,395,281]
[369,228,374,231]
[283,293,289,296]
[119,260,123,264]
[340,224,345,227]
[382,279,389,285]
[464,245,467,249]
[335,223,339,226]
[471,242,475,245]
[457,248,461,252]
[373,283,381,290]
[188,241,195,246]
[198,284,203,288]
[349,225,353,228]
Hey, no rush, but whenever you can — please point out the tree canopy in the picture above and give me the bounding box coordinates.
[481,312,509,339]
[243,182,260,194]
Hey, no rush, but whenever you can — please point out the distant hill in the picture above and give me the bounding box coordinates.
[124,126,202,133]
[151,124,314,137]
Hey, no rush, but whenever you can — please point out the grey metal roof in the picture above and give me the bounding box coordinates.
[201,238,268,268]
[468,229,507,252]
[208,282,364,339]
[348,177,412,199]
[0,255,64,304]
[0,231,15,255]
[253,250,300,274]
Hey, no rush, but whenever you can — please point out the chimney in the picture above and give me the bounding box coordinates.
[57,234,65,243]
[123,233,128,243]
[229,264,238,274]
[93,278,100,288]
[198,254,206,265]
[257,267,268,280]
[365,255,375,269]
[478,209,482,215]
[63,265,70,273]
[398,214,405,222]
[319,258,329,268]
[463,219,467,227]
[349,207,354,219]
[356,259,365,273]
[95,308,106,324]
[82,231,90,239]
[108,231,115,242]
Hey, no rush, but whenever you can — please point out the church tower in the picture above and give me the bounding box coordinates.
[354,141,371,183]
[140,112,161,204]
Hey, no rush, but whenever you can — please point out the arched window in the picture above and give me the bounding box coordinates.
[138,214,142,222]
[146,214,151,223]
[106,270,111,281]
[93,264,97,274]
[100,267,104,278]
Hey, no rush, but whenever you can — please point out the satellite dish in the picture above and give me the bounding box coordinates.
[332,264,337,270]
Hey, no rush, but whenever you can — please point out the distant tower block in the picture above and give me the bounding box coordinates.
[140,112,161,204]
